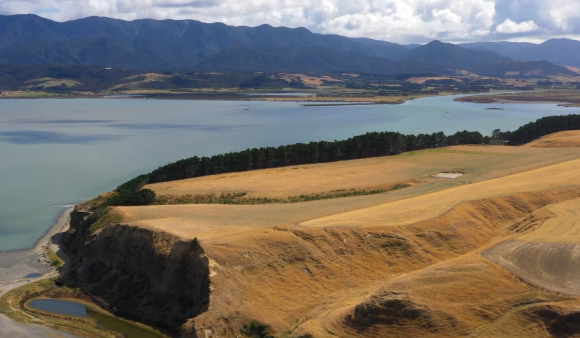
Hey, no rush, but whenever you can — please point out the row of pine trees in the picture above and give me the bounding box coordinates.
[109,114,580,206]
[147,130,484,184]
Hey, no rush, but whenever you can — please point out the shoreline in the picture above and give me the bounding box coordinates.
[0,207,80,338]
[0,207,73,288]
[0,90,451,103]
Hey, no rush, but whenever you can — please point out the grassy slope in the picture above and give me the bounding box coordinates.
[524,130,580,148]
[301,157,580,228]
[108,141,580,336]
[146,145,580,199]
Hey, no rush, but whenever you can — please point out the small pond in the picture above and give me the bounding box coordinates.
[24,273,42,278]
[28,298,167,338]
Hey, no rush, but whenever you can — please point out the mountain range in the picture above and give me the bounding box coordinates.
[0,14,579,77]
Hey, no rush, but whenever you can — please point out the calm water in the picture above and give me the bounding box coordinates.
[28,298,166,338]
[1,96,579,252]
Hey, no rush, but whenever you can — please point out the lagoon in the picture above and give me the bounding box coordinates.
[27,298,167,338]
[1,95,579,252]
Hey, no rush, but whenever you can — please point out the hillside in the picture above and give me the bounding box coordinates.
[40,134,580,338]
[462,39,580,68]
[195,45,447,74]
[0,14,576,77]
[524,130,580,148]
[402,40,510,70]
[0,14,413,72]
[472,60,577,77]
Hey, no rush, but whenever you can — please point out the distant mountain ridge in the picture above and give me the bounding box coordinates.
[0,14,578,76]
[402,40,511,69]
[460,39,580,68]
[0,14,414,72]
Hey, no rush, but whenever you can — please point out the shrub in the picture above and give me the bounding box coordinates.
[240,321,274,338]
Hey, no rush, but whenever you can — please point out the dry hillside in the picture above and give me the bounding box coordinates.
[524,130,580,148]
[72,135,580,338]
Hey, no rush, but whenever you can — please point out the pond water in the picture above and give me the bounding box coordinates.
[1,95,579,252]
[28,298,166,338]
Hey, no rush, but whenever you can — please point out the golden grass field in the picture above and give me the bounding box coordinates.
[524,130,580,148]
[113,134,580,337]
[518,198,580,244]
[277,74,344,86]
[301,157,580,229]
[147,145,580,199]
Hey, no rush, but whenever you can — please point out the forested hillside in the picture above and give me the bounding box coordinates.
[461,39,580,68]
[0,14,577,76]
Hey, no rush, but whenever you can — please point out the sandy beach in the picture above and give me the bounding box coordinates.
[0,207,76,337]
[0,207,73,292]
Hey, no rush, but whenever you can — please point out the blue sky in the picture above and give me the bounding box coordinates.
[1,0,579,43]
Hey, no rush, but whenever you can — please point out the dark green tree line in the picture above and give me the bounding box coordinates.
[508,114,580,145]
[105,114,580,206]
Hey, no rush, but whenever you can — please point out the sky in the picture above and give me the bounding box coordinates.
[1,0,579,43]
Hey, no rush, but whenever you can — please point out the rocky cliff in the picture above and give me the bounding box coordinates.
[61,203,210,337]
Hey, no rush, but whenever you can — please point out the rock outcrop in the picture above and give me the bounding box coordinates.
[62,206,210,336]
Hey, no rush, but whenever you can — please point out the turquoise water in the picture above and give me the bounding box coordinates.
[1,96,579,252]
[28,298,166,338]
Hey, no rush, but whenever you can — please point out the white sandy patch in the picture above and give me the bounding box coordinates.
[432,172,464,179]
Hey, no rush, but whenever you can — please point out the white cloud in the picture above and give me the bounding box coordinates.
[0,0,579,43]
[495,19,539,33]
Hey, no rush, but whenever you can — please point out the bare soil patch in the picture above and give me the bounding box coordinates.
[432,172,464,179]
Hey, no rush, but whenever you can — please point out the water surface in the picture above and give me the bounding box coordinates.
[28,298,166,338]
[1,96,579,252]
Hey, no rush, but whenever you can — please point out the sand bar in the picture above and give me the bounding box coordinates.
[0,207,72,289]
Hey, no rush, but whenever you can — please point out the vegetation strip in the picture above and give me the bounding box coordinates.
[155,184,411,205]
[100,114,580,208]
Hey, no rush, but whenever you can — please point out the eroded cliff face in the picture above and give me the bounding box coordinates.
[62,205,210,336]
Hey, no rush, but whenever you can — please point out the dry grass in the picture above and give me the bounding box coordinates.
[307,253,572,338]
[517,198,580,244]
[147,146,580,199]
[562,66,580,75]
[524,130,580,148]
[301,157,580,229]
[22,77,83,89]
[277,74,344,86]
[406,77,463,84]
[112,137,580,337]
[182,187,580,336]
[126,145,580,243]
[110,73,171,90]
